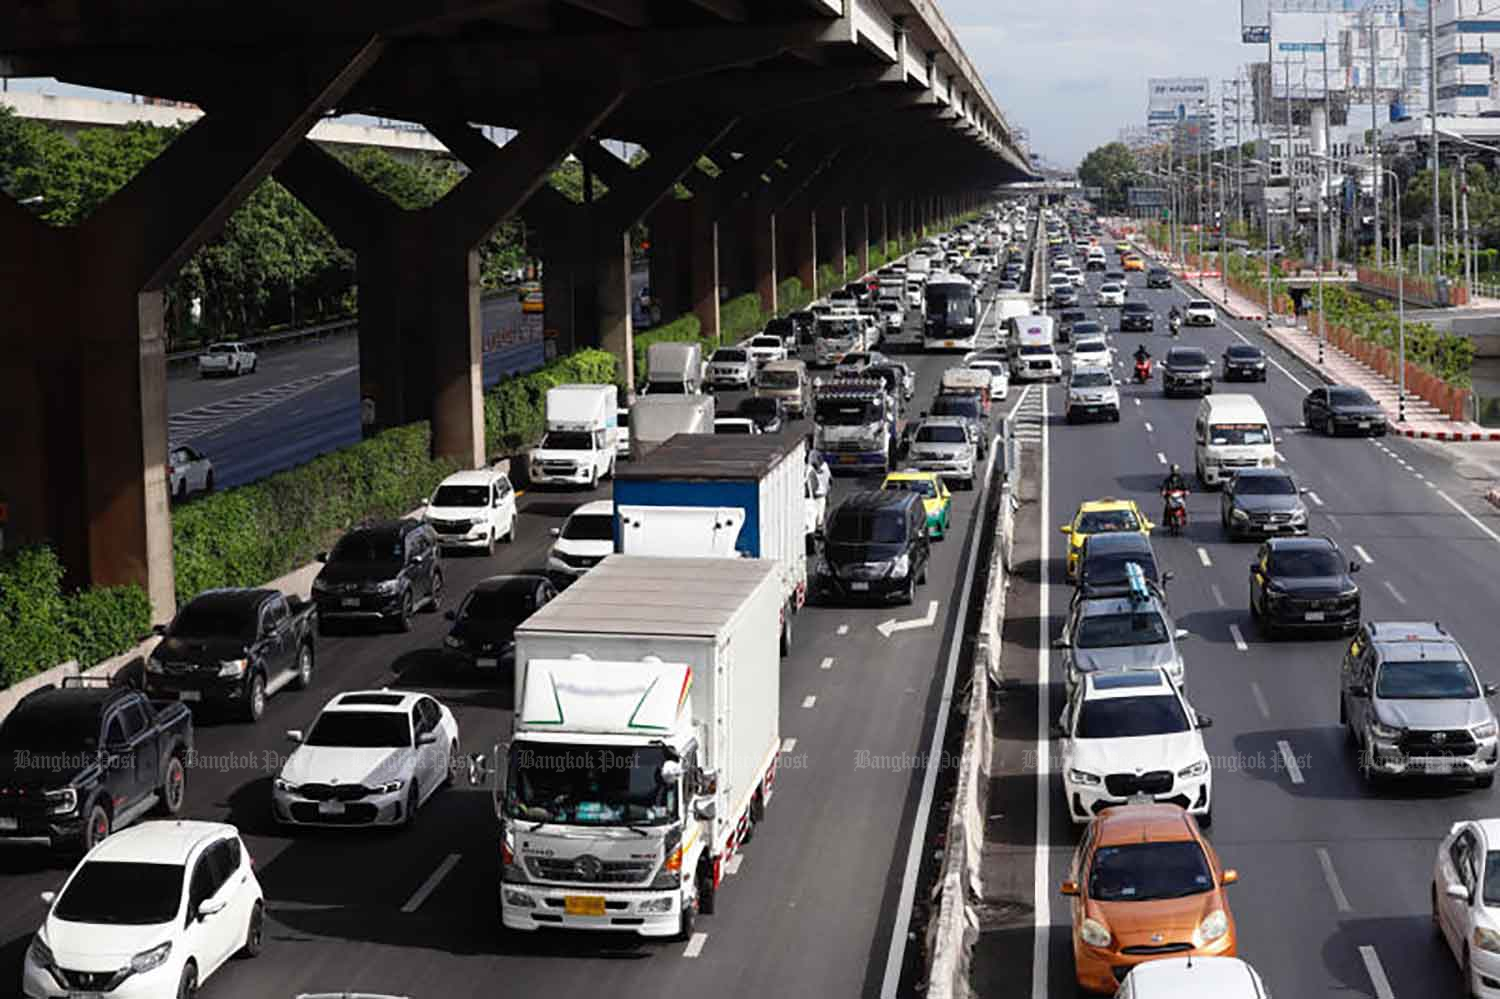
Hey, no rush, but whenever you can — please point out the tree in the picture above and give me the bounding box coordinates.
[1078,142,1140,211]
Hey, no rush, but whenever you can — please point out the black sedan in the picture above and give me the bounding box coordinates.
[1222,344,1268,382]
[1162,347,1214,398]
[737,396,786,433]
[1119,302,1154,332]
[1147,268,1173,289]
[1303,385,1387,436]
[443,574,557,669]
[1220,468,1308,540]
[1248,536,1361,638]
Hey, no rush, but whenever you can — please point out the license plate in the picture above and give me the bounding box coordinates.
[1359,421,1371,429]
[564,895,606,916]
[179,690,201,702]
[1423,758,1453,775]
[850,581,871,591]
[318,801,346,816]
[68,992,104,999]
[476,657,498,669]
[342,597,361,608]
[839,455,858,464]
[0,817,17,830]
[1304,611,1326,622]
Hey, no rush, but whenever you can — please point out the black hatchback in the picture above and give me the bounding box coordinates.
[814,490,931,605]
[1248,536,1361,638]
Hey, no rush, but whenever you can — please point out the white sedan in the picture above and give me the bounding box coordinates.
[273,690,459,828]
[714,417,761,435]
[23,821,264,999]
[1434,818,1500,997]
[168,444,214,501]
[1185,299,1218,326]
[1097,283,1125,307]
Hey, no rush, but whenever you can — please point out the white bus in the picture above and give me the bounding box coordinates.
[923,274,980,352]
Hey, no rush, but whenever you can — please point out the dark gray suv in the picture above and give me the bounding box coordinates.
[1220,468,1309,539]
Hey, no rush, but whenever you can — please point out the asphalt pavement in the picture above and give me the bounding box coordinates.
[974,244,1500,998]
[0,276,1018,998]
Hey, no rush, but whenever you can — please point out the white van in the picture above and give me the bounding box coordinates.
[527,384,619,488]
[1116,957,1269,998]
[1194,393,1276,487]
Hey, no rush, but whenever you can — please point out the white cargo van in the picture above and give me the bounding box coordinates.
[1194,393,1276,487]
[527,384,619,488]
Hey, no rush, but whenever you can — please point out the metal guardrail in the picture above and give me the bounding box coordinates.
[166,318,358,368]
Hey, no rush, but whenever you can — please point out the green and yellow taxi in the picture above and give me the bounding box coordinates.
[881,470,952,540]
[1059,498,1154,581]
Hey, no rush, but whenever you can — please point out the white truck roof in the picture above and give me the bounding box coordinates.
[545,384,617,429]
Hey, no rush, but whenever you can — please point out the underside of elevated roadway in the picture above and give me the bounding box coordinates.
[0,0,1034,617]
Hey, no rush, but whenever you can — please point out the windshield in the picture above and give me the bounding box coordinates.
[54,862,184,925]
[1234,474,1296,496]
[208,345,236,354]
[1084,554,1157,586]
[1188,300,1212,310]
[1019,345,1052,357]
[1209,423,1272,446]
[1089,842,1215,902]
[1078,509,1139,533]
[1227,346,1262,360]
[739,399,778,417]
[712,350,747,364]
[816,399,881,425]
[506,741,677,826]
[1168,351,1208,367]
[1375,660,1480,700]
[885,479,937,498]
[916,425,968,444]
[1123,304,1150,314]
[306,710,410,748]
[562,513,614,541]
[331,531,402,564]
[461,587,536,623]
[431,484,490,507]
[541,430,595,450]
[759,369,801,389]
[926,286,976,324]
[1330,388,1376,406]
[0,705,101,753]
[1076,694,1189,739]
[646,380,687,394]
[1074,341,1106,355]
[751,338,780,349]
[716,422,752,434]
[932,396,980,417]
[1268,548,1343,577]
[171,601,256,640]
[880,302,900,313]
[818,319,862,340]
[1076,610,1170,649]
[829,509,907,544]
[1072,372,1112,388]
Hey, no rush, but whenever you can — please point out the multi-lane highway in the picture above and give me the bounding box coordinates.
[0,268,1016,998]
[977,234,1500,998]
[168,268,648,490]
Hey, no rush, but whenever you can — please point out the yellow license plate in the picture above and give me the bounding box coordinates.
[944,341,955,347]
[564,895,606,916]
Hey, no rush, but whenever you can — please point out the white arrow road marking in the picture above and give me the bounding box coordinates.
[877,600,940,638]
[836,624,849,636]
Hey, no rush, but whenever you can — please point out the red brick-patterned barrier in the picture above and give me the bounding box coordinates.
[1307,313,1472,421]
[1355,266,1469,308]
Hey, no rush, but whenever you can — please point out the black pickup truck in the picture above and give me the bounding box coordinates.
[0,680,193,852]
[146,587,317,722]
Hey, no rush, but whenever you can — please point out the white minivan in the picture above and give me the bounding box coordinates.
[1194,394,1276,488]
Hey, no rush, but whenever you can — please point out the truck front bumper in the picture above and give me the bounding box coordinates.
[528,464,595,486]
[502,886,684,937]
[144,670,252,707]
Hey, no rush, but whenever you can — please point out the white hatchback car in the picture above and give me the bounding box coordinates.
[1185,299,1217,326]
[1433,818,1500,997]
[423,468,518,554]
[23,821,264,999]
[273,689,459,828]
[1097,283,1126,307]
[547,499,615,578]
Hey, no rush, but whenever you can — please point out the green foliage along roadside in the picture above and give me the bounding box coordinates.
[1317,286,1475,386]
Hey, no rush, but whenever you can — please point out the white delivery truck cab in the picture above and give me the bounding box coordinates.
[1010,315,1061,382]
[471,556,782,941]
[527,384,619,488]
[629,395,715,461]
[1194,394,1276,487]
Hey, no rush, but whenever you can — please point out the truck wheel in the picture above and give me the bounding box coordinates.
[81,800,111,852]
[244,673,266,722]
[675,898,697,941]
[291,644,314,691]
[157,754,187,816]
[696,857,717,915]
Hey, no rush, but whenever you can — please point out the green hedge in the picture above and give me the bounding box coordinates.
[0,547,151,686]
[720,293,765,342]
[777,277,811,316]
[172,348,618,604]
[1318,286,1475,386]
[633,314,704,380]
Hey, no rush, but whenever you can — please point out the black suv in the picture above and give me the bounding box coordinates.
[814,490,931,605]
[444,573,557,670]
[1222,344,1268,382]
[1057,309,1088,343]
[313,519,444,632]
[1119,302,1154,332]
[1248,536,1361,638]
[1147,268,1173,289]
[1162,347,1214,397]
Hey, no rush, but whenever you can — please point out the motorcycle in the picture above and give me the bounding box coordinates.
[1162,489,1189,536]
[1133,357,1153,383]
[1168,314,1182,337]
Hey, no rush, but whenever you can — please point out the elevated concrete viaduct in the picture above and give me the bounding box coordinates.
[0,0,1033,619]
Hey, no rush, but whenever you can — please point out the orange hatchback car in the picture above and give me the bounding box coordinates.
[1061,804,1239,994]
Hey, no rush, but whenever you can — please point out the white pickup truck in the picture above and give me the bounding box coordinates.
[197,342,258,378]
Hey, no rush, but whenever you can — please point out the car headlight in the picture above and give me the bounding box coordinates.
[378,780,404,794]
[888,554,911,578]
[1291,508,1308,522]
[503,888,538,909]
[145,656,164,674]
[640,896,675,913]
[1475,721,1498,740]
[1079,917,1111,948]
[376,579,401,595]
[444,635,462,649]
[27,933,55,972]
[1261,457,1275,467]
[1476,927,1500,954]
[1177,759,1210,779]
[274,777,299,794]
[1066,768,1102,786]
[130,941,171,974]
[1370,721,1403,741]
[1231,508,1249,521]
[1195,909,1229,946]
[217,658,248,678]
[45,787,78,816]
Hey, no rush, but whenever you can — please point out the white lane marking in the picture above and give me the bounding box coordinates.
[1229,624,1248,652]
[1413,472,1425,480]
[1383,581,1407,605]
[1196,547,1212,567]
[1278,740,1306,784]
[1433,491,1500,538]
[1134,398,1141,407]
[876,600,941,638]
[1143,421,1153,432]
[801,695,816,709]
[1353,544,1374,564]
[1029,385,1052,999]
[1211,584,1226,607]
[1306,490,1324,507]
[1275,450,1287,462]
[781,738,798,753]
[1228,326,1311,391]
[401,853,461,913]
[1326,513,1343,531]
[1359,945,1396,999]
[724,854,744,876]
[820,656,834,670]
[1156,451,1167,465]
[683,931,709,958]
[1316,847,1353,913]
[1250,681,1271,719]
[1427,481,1438,490]
[837,624,849,636]
[880,384,1021,999]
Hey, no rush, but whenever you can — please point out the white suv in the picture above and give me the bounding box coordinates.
[422,468,518,554]
[1097,283,1125,307]
[24,821,265,999]
[1069,336,1112,372]
[1185,299,1217,326]
[1066,368,1121,423]
[1059,669,1213,826]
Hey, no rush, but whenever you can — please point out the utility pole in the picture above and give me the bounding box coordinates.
[1429,0,1441,273]
[1236,76,1246,228]
[1452,160,1460,287]
[1368,7,1382,267]
[1283,56,1295,264]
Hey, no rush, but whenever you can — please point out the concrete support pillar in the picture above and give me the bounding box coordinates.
[854,203,870,277]
[879,202,889,261]
[835,206,849,281]
[785,196,818,300]
[596,230,633,387]
[751,193,778,316]
[647,199,690,322]
[689,199,721,344]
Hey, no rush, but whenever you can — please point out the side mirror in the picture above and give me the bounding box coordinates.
[658,760,683,786]
[693,797,718,821]
[1060,880,1079,896]
[417,730,438,746]
[1161,571,1175,584]
[1447,882,1472,902]
[1350,561,1361,573]
[420,497,430,505]
[1052,637,1071,649]
[1058,525,1071,534]
[285,729,303,744]
[40,890,56,906]
[152,623,168,636]
[1221,869,1239,886]
[1196,713,1214,729]
[316,552,329,563]
[549,527,561,537]
[467,753,491,785]
[198,898,227,919]
[1174,629,1191,640]
[1485,684,1498,697]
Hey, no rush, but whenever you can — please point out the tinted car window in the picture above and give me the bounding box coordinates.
[1267,548,1343,577]
[1167,350,1208,366]
[562,514,614,541]
[1375,660,1480,700]
[828,508,908,544]
[432,485,491,507]
[55,862,185,925]
[1076,694,1189,739]
[1089,842,1214,902]
[172,601,257,640]
[1330,387,1376,406]
[332,530,403,563]
[1233,474,1296,496]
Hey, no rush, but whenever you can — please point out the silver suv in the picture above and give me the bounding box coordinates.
[1056,581,1190,696]
[1340,621,1499,786]
[904,417,978,491]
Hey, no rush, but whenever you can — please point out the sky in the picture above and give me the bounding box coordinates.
[945,0,1255,169]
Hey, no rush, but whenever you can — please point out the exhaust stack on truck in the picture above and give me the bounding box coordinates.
[467,556,781,941]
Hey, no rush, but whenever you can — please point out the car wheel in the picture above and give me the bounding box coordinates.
[204,471,215,494]
[81,800,111,852]
[176,960,199,999]
[158,753,187,816]
[588,468,598,491]
[244,672,266,722]
[505,517,517,543]
[1197,807,1212,829]
[444,739,459,788]
[675,896,698,941]
[428,572,444,611]
[239,901,265,958]
[291,643,313,691]
[1326,416,1336,437]
[900,575,915,606]
[397,591,415,632]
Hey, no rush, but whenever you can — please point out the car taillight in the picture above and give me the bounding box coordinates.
[501,840,514,866]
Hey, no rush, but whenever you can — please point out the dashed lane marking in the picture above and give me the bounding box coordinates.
[1306,490,1324,507]
[1211,584,1226,607]
[1250,681,1271,719]
[1326,513,1343,531]
[820,657,834,670]
[1143,421,1153,432]
[401,853,461,913]
[1278,740,1306,784]
[1358,946,1395,999]
[1316,847,1353,912]
[1156,451,1167,465]
[683,932,709,958]
[1353,544,1374,564]
[168,365,357,444]
[781,738,797,753]
[801,695,816,709]
[836,625,849,636]
[1196,547,1212,567]
[1383,581,1407,605]
[1229,624,1248,652]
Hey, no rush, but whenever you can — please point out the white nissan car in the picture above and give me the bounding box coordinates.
[422,468,518,554]
[1059,669,1213,826]
[23,821,264,999]
[273,689,459,828]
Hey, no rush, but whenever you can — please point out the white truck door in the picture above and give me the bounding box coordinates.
[617,506,746,558]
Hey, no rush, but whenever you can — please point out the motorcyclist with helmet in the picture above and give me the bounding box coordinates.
[1160,463,1188,525]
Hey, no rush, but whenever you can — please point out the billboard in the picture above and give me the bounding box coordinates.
[1148,77,1210,125]
[1270,12,1346,99]
[1244,0,1428,45]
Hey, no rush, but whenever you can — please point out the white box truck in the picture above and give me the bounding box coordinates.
[468,556,782,940]
[613,433,808,655]
[628,395,715,461]
[527,384,618,488]
[645,341,703,395]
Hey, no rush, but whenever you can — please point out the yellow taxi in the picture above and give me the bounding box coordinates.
[882,470,952,540]
[1122,254,1146,272]
[1059,498,1153,581]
